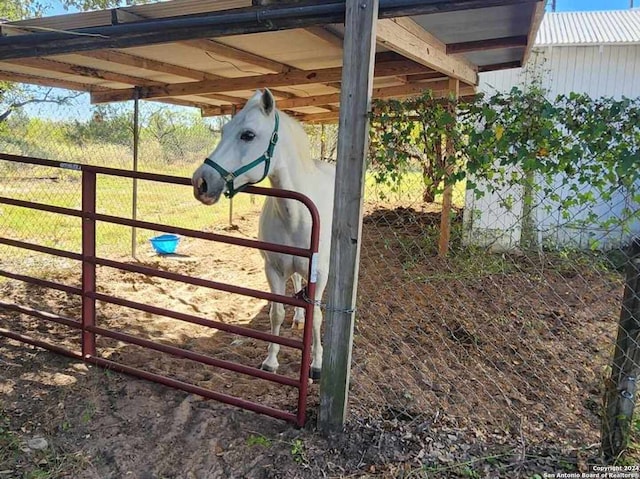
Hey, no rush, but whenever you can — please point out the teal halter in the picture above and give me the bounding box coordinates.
[204,112,279,198]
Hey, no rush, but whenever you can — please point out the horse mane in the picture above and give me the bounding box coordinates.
[277,110,317,170]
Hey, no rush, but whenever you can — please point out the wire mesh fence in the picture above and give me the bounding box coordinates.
[350,161,637,464]
[1,85,638,467]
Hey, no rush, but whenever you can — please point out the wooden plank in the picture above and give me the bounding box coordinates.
[67,29,254,104]
[318,0,379,434]
[5,57,162,86]
[523,0,546,65]
[90,58,430,103]
[201,79,453,116]
[602,238,640,460]
[201,80,473,116]
[0,69,99,91]
[438,77,459,258]
[376,18,478,85]
[181,39,293,73]
[79,49,224,81]
[447,35,528,54]
[478,61,522,72]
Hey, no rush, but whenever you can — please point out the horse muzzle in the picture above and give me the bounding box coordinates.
[192,173,223,205]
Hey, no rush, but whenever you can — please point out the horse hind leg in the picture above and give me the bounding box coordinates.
[261,265,286,373]
[309,273,328,381]
[291,273,305,330]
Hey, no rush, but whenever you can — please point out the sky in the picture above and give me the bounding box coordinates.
[548,0,637,10]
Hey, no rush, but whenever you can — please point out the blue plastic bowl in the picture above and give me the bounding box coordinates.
[150,234,180,255]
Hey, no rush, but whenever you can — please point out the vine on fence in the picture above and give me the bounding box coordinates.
[369,83,640,249]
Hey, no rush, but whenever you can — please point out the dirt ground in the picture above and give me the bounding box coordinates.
[0,206,626,478]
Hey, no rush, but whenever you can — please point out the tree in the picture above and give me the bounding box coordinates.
[369,92,461,203]
[369,80,640,251]
[0,0,149,123]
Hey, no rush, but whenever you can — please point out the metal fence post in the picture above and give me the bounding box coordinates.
[131,90,140,258]
[602,237,640,461]
[81,169,97,357]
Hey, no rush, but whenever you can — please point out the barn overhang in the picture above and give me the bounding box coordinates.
[0,0,545,121]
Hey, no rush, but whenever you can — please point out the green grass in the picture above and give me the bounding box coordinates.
[1,162,466,262]
[365,171,467,208]
[0,169,265,260]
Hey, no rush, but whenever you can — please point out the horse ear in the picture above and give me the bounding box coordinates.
[261,89,275,116]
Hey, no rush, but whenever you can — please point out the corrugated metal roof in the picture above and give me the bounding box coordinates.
[537,9,640,46]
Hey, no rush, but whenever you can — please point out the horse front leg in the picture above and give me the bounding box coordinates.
[309,275,327,381]
[291,273,305,330]
[261,265,286,373]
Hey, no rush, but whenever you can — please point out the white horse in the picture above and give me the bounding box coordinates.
[192,89,335,379]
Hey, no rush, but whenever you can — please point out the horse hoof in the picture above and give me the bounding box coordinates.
[260,364,277,373]
[309,368,321,381]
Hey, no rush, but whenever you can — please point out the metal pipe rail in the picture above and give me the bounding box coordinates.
[0,153,320,426]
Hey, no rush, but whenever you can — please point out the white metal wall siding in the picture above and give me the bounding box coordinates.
[466,45,640,250]
[480,45,640,98]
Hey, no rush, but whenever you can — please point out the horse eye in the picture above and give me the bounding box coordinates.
[240,130,255,142]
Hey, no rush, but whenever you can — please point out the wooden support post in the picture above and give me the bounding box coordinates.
[318,0,378,433]
[602,238,640,461]
[437,77,459,258]
[131,91,140,258]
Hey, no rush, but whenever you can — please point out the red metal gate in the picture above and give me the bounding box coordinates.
[0,152,319,426]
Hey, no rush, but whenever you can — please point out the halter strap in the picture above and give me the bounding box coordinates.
[204,112,279,198]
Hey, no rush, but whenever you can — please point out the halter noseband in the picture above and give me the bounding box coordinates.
[203,112,279,198]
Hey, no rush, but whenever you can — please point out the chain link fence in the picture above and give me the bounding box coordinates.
[350,156,637,466]
[1,84,638,469]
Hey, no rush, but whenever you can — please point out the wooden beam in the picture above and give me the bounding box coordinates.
[5,57,164,86]
[0,68,98,91]
[182,39,293,73]
[438,77,459,258]
[77,50,255,104]
[376,17,478,85]
[201,79,453,116]
[91,58,430,103]
[523,0,546,65]
[202,80,472,116]
[478,61,522,72]
[409,71,449,82]
[79,50,224,81]
[446,35,528,54]
[297,111,340,123]
[318,0,379,434]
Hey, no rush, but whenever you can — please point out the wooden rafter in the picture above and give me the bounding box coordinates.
[77,50,248,104]
[478,61,522,72]
[446,36,528,55]
[79,50,223,82]
[0,69,99,91]
[4,57,164,87]
[297,83,475,123]
[182,39,293,74]
[376,18,478,86]
[201,79,474,117]
[90,58,432,104]
[523,0,546,65]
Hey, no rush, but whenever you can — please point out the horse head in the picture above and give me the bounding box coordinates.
[192,89,279,204]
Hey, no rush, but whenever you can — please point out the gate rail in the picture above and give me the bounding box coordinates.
[0,152,320,426]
